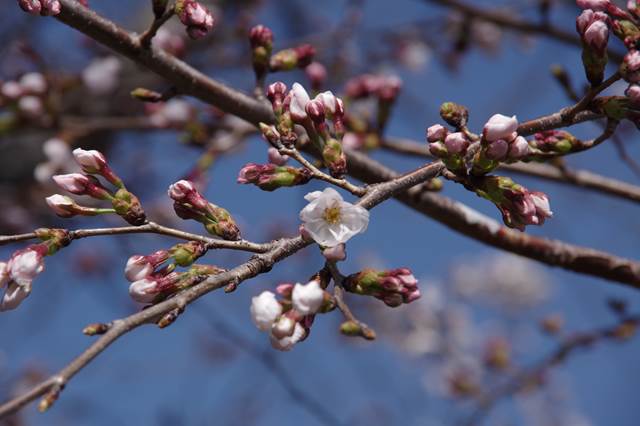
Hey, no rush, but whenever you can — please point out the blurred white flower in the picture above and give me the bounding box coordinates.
[292,280,324,315]
[82,56,122,95]
[250,291,282,331]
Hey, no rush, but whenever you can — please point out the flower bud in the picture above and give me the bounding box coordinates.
[269,44,316,71]
[267,147,289,165]
[19,72,47,95]
[72,148,123,187]
[271,314,296,339]
[52,173,112,199]
[237,163,312,191]
[131,88,164,102]
[507,136,530,160]
[169,241,206,267]
[45,194,87,218]
[288,82,310,123]
[322,138,347,178]
[175,0,215,39]
[343,268,420,307]
[531,130,579,153]
[626,83,640,104]
[18,0,61,16]
[426,124,448,143]
[250,291,282,331]
[485,139,509,161]
[440,102,469,128]
[129,278,159,303]
[168,179,208,209]
[291,280,324,315]
[483,114,518,142]
[305,62,327,90]
[270,322,306,351]
[444,132,469,155]
[305,99,325,123]
[322,244,346,262]
[622,50,640,82]
[576,0,610,11]
[203,204,241,241]
[112,188,146,226]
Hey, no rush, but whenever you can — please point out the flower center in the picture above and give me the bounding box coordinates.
[322,205,342,225]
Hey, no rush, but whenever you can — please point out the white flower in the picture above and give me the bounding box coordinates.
[483,114,518,142]
[129,278,158,303]
[124,255,153,282]
[8,248,44,287]
[82,56,122,95]
[250,291,282,331]
[0,282,31,312]
[270,322,306,351]
[289,82,310,122]
[72,148,106,172]
[299,187,369,247]
[292,280,324,315]
[19,72,47,94]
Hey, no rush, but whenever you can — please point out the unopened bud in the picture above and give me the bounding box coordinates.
[440,102,469,128]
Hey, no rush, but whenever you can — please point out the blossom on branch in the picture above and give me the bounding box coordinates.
[299,188,369,248]
[291,280,325,315]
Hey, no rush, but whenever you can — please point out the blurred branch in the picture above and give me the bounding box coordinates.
[465,313,640,426]
[425,0,625,63]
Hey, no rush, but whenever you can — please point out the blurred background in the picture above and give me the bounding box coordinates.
[1,0,640,425]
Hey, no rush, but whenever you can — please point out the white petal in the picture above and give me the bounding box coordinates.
[0,282,31,311]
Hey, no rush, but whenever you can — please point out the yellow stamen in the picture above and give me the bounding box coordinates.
[323,205,342,225]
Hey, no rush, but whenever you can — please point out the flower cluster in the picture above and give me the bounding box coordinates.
[343,268,420,307]
[18,0,61,16]
[124,241,221,303]
[237,163,312,191]
[46,149,146,225]
[168,180,241,240]
[0,72,49,120]
[0,229,69,311]
[174,0,215,39]
[299,188,369,248]
[472,176,553,231]
[250,280,330,351]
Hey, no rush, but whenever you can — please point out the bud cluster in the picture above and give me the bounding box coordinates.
[343,268,421,307]
[168,180,241,240]
[250,279,332,351]
[46,148,146,225]
[472,176,553,231]
[125,242,219,303]
[344,74,402,132]
[530,130,581,154]
[264,81,348,177]
[0,231,69,312]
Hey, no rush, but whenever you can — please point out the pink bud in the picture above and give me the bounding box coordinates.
[584,20,609,52]
[288,82,310,122]
[444,132,468,154]
[168,179,195,200]
[125,255,154,282]
[530,191,553,222]
[508,136,530,159]
[305,99,325,123]
[72,148,107,173]
[0,282,31,311]
[249,24,273,48]
[52,173,91,194]
[267,147,289,166]
[305,62,327,90]
[322,244,346,261]
[19,72,47,95]
[267,82,287,102]
[483,114,519,142]
[178,0,215,39]
[293,44,316,68]
[8,246,45,287]
[426,124,447,142]
[45,194,78,218]
[485,139,509,160]
[1,81,22,100]
[129,278,158,303]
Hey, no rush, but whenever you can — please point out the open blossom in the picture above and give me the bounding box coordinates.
[292,280,324,315]
[299,187,369,247]
[270,322,306,351]
[483,114,518,142]
[250,291,283,331]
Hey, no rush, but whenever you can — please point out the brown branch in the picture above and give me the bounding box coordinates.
[0,221,270,253]
[343,150,640,289]
[381,137,640,204]
[465,314,640,425]
[425,0,624,63]
[0,157,444,417]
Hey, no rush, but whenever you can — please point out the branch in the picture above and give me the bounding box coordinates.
[0,221,270,253]
[425,0,625,62]
[381,137,640,204]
